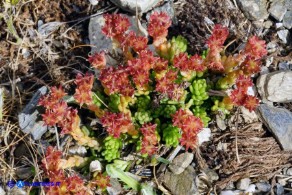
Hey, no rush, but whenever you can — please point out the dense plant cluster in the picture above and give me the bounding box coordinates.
[38,12,267,193]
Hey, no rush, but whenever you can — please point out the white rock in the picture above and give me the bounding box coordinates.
[90,160,102,172]
[110,0,160,14]
[277,30,290,44]
[236,178,251,190]
[198,128,211,145]
[89,0,99,5]
[221,190,243,195]
[68,146,87,157]
[276,23,283,29]
[286,167,292,175]
[0,187,5,195]
[266,71,292,103]
[245,184,256,193]
[240,107,258,123]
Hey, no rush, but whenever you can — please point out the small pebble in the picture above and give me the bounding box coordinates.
[236,178,251,190]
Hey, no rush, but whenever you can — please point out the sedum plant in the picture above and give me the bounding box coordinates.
[38,12,267,193]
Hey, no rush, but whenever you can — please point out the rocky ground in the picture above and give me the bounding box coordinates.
[0,0,291,194]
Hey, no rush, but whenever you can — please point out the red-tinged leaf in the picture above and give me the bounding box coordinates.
[172,108,190,127]
[66,175,86,193]
[180,133,198,151]
[88,52,106,70]
[42,110,58,126]
[244,36,267,60]
[207,24,229,48]
[189,54,206,71]
[141,141,158,156]
[181,115,203,134]
[230,88,246,106]
[235,74,253,91]
[50,85,67,101]
[243,95,259,112]
[241,58,261,75]
[94,174,111,190]
[173,53,189,71]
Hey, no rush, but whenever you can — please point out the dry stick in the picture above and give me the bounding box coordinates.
[153,165,171,195]
[235,107,241,164]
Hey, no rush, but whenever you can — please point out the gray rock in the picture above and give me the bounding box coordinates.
[266,42,278,53]
[256,182,271,192]
[286,0,292,10]
[204,168,219,182]
[257,71,292,103]
[277,30,290,44]
[107,178,123,195]
[236,0,269,20]
[236,178,251,190]
[110,0,160,14]
[18,86,48,140]
[88,14,145,67]
[216,114,227,130]
[16,167,34,179]
[279,62,292,70]
[275,183,284,195]
[88,15,117,66]
[258,104,292,151]
[283,10,292,29]
[240,107,258,123]
[162,166,197,195]
[169,152,194,175]
[198,128,211,145]
[261,66,270,75]
[146,1,176,24]
[268,0,287,21]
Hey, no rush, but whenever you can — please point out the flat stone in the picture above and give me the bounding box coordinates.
[283,10,292,29]
[236,178,251,190]
[16,167,34,179]
[169,152,194,175]
[18,86,48,140]
[110,0,160,14]
[268,0,287,21]
[258,104,292,151]
[162,166,197,195]
[257,71,292,103]
[266,71,292,102]
[236,0,269,20]
[198,128,212,145]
